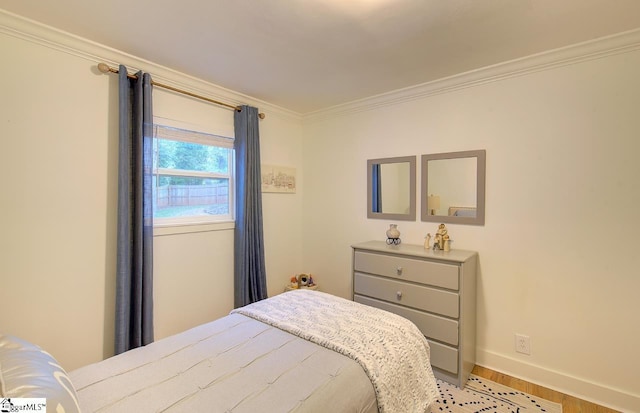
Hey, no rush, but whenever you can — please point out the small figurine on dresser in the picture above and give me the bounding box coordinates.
[424,233,431,249]
[443,234,451,251]
[433,223,451,251]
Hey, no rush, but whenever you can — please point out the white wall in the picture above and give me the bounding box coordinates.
[301,43,640,410]
[1,30,117,367]
[0,12,303,370]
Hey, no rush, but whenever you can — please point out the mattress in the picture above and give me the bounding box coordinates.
[70,313,378,412]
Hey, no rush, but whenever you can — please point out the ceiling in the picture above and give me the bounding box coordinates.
[3,0,640,114]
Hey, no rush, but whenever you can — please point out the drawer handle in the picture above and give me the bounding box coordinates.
[396,291,403,300]
[396,266,403,275]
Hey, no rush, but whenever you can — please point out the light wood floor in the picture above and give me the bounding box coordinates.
[472,365,620,413]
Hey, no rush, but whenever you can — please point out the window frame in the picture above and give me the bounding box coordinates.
[152,123,235,229]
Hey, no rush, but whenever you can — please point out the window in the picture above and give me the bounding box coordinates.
[153,124,234,226]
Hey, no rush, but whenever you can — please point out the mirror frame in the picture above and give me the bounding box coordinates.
[367,156,416,221]
[421,150,486,225]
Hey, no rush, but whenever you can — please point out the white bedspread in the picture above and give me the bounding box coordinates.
[232,290,439,413]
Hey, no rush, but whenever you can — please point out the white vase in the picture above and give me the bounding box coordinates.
[386,224,400,239]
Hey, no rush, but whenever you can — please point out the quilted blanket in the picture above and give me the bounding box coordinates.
[232,290,439,413]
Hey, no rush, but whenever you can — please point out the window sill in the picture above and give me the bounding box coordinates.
[153,220,235,237]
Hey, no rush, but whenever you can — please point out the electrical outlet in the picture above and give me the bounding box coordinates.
[515,334,531,355]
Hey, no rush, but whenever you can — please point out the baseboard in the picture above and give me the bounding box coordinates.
[476,349,639,412]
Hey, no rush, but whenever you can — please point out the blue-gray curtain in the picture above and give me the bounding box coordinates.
[234,105,267,308]
[115,66,154,355]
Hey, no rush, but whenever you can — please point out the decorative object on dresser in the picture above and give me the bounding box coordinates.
[432,223,451,251]
[385,223,401,245]
[352,240,477,388]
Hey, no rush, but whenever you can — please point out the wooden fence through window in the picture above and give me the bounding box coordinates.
[156,183,228,208]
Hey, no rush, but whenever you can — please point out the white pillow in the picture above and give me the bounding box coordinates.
[0,334,80,413]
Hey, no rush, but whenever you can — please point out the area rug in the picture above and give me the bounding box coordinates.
[430,375,562,413]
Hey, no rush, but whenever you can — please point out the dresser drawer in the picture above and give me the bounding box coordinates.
[354,273,459,318]
[428,340,458,374]
[354,295,459,345]
[354,250,459,290]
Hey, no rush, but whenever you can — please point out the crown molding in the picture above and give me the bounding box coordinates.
[3,8,639,125]
[0,8,302,123]
[303,28,640,123]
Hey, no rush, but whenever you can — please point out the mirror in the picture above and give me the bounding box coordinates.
[367,156,416,221]
[421,150,486,225]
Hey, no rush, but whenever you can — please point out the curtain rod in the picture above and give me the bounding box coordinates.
[97,63,265,119]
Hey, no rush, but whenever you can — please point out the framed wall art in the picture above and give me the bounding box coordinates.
[261,164,296,193]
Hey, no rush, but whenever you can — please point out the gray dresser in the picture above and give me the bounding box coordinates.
[352,240,477,388]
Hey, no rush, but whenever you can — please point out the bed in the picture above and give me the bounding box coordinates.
[1,290,439,413]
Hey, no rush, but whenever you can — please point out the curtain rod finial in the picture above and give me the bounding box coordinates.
[258,113,266,120]
[98,63,112,74]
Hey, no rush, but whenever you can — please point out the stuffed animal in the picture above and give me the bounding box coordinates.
[293,273,316,287]
[298,273,310,286]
